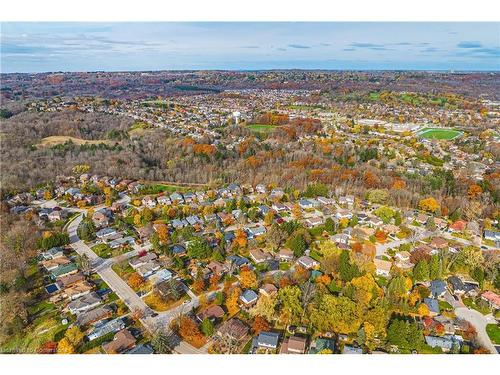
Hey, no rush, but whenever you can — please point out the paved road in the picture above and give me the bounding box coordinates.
[375,229,433,256]
[455,307,498,354]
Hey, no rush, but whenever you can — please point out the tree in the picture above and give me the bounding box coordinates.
[156,223,169,244]
[64,326,84,348]
[429,254,442,280]
[240,266,258,289]
[265,224,287,250]
[178,316,205,348]
[250,295,277,321]
[339,250,360,282]
[225,287,241,316]
[374,206,396,224]
[324,217,336,234]
[278,285,303,324]
[57,337,75,354]
[200,318,215,336]
[418,197,440,213]
[309,294,361,334]
[286,233,307,257]
[413,259,430,282]
[350,274,381,307]
[387,318,424,351]
[252,316,270,334]
[151,331,171,354]
[264,210,275,226]
[468,184,483,199]
[187,238,212,260]
[128,272,145,289]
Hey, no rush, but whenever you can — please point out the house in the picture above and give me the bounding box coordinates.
[369,216,383,227]
[259,283,278,297]
[129,252,157,269]
[40,247,64,260]
[484,230,500,246]
[424,298,440,316]
[92,210,111,228]
[255,184,266,194]
[156,279,185,301]
[280,336,307,354]
[430,237,448,250]
[272,203,288,212]
[317,197,334,206]
[276,248,294,262]
[298,199,314,209]
[148,269,173,285]
[240,289,258,306]
[246,226,266,238]
[126,344,154,354]
[87,318,126,341]
[63,281,94,301]
[217,318,249,342]
[424,335,463,352]
[103,329,137,354]
[430,280,447,298]
[297,256,319,270]
[76,306,113,327]
[394,251,413,270]
[41,256,71,271]
[352,227,374,241]
[170,192,184,203]
[67,292,102,314]
[96,227,120,242]
[142,195,157,208]
[136,261,161,278]
[58,272,85,288]
[336,209,352,220]
[308,338,336,354]
[196,305,225,322]
[48,209,68,222]
[373,258,392,277]
[342,345,363,354]
[331,233,350,245]
[254,331,280,350]
[226,255,250,269]
[481,291,500,310]
[206,261,227,276]
[136,223,154,239]
[447,276,477,296]
[305,216,323,228]
[157,195,171,206]
[51,263,79,279]
[170,244,186,256]
[108,236,135,249]
[249,249,272,264]
[415,213,429,225]
[449,220,467,233]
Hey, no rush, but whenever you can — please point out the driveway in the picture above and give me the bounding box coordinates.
[455,307,497,354]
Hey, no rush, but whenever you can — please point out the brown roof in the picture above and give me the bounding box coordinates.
[102,329,136,354]
[58,272,85,288]
[373,258,392,272]
[217,318,249,341]
[259,283,278,296]
[197,305,225,321]
[430,237,448,249]
[280,336,307,354]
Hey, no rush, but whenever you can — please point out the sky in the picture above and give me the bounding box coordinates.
[1,22,499,73]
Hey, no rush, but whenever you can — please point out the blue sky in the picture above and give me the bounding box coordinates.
[1,22,499,72]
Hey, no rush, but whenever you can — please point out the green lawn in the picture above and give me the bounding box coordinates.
[417,128,463,140]
[486,324,500,345]
[246,124,277,133]
[91,243,113,258]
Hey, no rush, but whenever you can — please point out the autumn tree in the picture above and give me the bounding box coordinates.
[128,272,145,289]
[240,266,258,289]
[418,197,440,213]
[250,295,277,321]
[252,316,270,334]
[225,287,241,316]
[57,337,75,354]
[467,184,483,199]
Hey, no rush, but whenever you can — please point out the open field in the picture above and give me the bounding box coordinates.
[246,124,277,133]
[416,128,463,140]
[38,136,113,147]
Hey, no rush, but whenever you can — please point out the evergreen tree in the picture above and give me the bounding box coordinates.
[413,259,430,282]
[429,254,442,280]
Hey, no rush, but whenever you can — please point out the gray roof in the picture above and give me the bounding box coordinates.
[257,331,280,347]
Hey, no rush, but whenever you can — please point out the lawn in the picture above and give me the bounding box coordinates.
[417,128,463,140]
[438,300,453,311]
[279,262,291,271]
[91,243,113,258]
[246,124,277,134]
[143,292,189,312]
[486,324,500,345]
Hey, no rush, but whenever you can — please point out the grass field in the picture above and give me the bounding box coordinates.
[417,128,463,140]
[246,124,277,133]
[486,324,500,345]
[38,136,113,147]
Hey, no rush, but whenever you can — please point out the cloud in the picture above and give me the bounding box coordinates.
[319,43,331,46]
[342,48,356,51]
[350,42,384,48]
[287,44,311,49]
[457,41,483,48]
[241,45,260,49]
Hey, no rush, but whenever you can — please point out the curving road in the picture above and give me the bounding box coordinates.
[455,307,498,354]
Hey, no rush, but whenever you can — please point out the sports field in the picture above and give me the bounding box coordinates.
[246,124,277,133]
[417,128,463,140]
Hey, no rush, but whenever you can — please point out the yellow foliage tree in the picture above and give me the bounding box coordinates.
[57,337,75,354]
[418,197,440,213]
